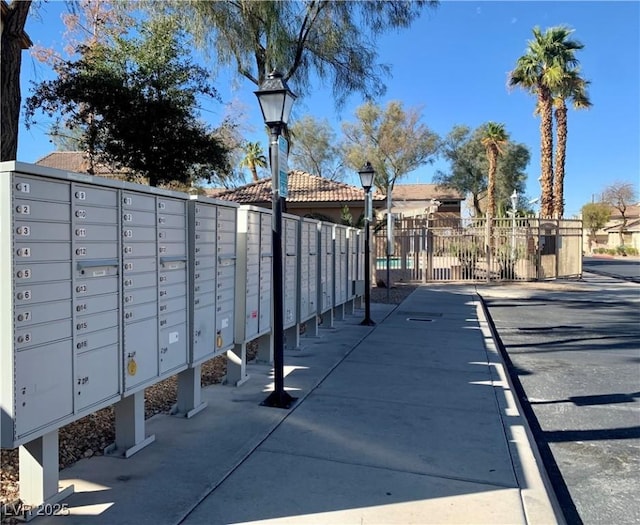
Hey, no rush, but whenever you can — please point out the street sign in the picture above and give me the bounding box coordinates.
[278,136,289,198]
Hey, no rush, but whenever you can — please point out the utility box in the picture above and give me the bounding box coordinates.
[188,197,237,364]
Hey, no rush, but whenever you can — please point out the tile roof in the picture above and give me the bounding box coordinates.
[211,170,386,204]
[604,218,640,233]
[392,184,464,201]
[35,151,130,177]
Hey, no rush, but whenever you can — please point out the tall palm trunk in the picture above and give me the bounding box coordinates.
[250,164,258,182]
[486,147,497,220]
[486,146,497,251]
[538,87,554,219]
[1,0,32,161]
[553,101,568,219]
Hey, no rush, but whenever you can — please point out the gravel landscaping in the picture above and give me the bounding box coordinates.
[1,283,418,509]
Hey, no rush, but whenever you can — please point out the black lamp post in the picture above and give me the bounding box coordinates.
[358,162,376,326]
[255,70,297,409]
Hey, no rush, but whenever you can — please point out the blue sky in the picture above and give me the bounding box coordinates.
[17,1,640,217]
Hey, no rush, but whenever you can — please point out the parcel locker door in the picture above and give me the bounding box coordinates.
[193,304,216,362]
[245,293,259,339]
[14,341,73,440]
[258,254,272,333]
[308,251,318,315]
[123,317,158,391]
[159,323,187,374]
[75,345,119,411]
[215,298,234,352]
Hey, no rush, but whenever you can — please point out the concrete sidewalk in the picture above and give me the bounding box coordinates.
[36,287,562,525]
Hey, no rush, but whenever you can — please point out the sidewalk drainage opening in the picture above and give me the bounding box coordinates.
[407,318,434,322]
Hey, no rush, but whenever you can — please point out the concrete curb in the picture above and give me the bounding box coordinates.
[475,294,566,525]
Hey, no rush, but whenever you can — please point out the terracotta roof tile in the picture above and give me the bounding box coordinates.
[392,184,464,201]
[213,170,386,204]
[35,151,130,177]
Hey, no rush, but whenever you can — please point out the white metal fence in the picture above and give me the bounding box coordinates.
[374,217,583,284]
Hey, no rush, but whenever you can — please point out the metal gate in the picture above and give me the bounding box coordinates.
[373,217,583,284]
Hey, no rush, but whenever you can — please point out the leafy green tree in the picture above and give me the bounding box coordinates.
[552,68,592,218]
[240,141,267,182]
[1,0,32,161]
[480,122,509,220]
[140,0,437,107]
[342,100,439,197]
[342,100,438,290]
[25,16,233,187]
[340,205,353,226]
[581,202,611,252]
[30,0,133,155]
[434,126,486,217]
[289,115,343,180]
[495,142,531,216]
[509,25,583,218]
[434,125,529,217]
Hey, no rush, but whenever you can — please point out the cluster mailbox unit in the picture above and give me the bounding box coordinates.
[298,217,320,336]
[176,196,238,418]
[230,205,273,386]
[333,224,349,320]
[317,222,335,327]
[282,213,300,350]
[0,161,364,514]
[345,227,361,313]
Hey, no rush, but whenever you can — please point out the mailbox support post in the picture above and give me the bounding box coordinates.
[18,431,74,519]
[106,391,155,458]
[226,343,249,386]
[284,324,300,350]
[254,333,274,363]
[319,306,334,329]
[174,365,207,418]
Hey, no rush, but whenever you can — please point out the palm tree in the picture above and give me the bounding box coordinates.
[552,69,592,218]
[240,141,267,182]
[509,26,583,218]
[480,122,509,220]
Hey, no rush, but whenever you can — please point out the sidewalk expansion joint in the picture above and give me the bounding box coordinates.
[257,448,519,490]
[311,390,498,415]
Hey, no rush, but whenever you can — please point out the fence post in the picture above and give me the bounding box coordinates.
[485,218,491,282]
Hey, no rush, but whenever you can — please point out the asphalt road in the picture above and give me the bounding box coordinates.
[478,274,640,525]
[583,256,640,282]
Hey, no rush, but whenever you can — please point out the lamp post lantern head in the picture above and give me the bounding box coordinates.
[358,161,375,193]
[510,189,518,210]
[427,198,441,216]
[254,70,297,130]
